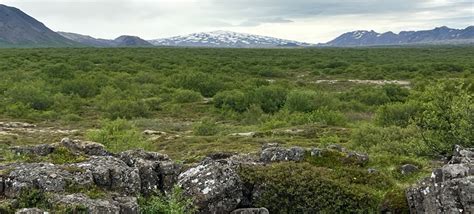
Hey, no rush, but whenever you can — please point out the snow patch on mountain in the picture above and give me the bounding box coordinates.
[149,31,312,48]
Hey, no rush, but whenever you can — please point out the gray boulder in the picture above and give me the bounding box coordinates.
[2,162,94,198]
[15,208,45,214]
[10,144,55,156]
[231,208,269,214]
[345,151,369,166]
[60,138,109,156]
[406,145,474,213]
[118,149,181,194]
[178,158,243,214]
[49,193,139,214]
[260,146,305,163]
[73,156,141,195]
[400,164,419,175]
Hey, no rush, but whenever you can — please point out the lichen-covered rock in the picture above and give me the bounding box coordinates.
[15,208,45,214]
[326,144,347,152]
[2,162,93,198]
[260,146,305,163]
[345,151,369,166]
[49,193,139,214]
[60,138,109,156]
[231,208,269,214]
[449,145,474,164]
[406,145,474,213]
[178,158,244,214]
[73,156,141,195]
[400,164,419,175]
[118,149,181,194]
[9,144,55,156]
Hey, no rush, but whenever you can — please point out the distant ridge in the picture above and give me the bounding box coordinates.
[58,32,153,47]
[0,4,77,47]
[323,26,474,47]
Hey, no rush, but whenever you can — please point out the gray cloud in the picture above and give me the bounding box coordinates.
[238,17,294,27]
[1,0,472,43]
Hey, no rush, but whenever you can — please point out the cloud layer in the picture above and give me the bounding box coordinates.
[2,0,473,43]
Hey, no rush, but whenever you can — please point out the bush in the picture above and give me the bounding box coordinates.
[250,85,287,113]
[351,124,425,155]
[383,84,410,102]
[171,72,224,97]
[173,89,203,103]
[286,90,318,112]
[308,108,347,126]
[414,80,473,154]
[375,101,421,127]
[86,119,150,152]
[4,81,53,110]
[103,100,151,119]
[239,163,379,213]
[213,90,249,112]
[139,186,196,214]
[193,119,219,136]
[286,90,339,113]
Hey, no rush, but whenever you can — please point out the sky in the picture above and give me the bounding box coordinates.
[1,0,473,43]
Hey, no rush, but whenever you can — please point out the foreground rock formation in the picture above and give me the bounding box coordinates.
[406,145,474,213]
[2,136,472,213]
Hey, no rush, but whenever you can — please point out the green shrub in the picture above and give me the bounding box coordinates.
[308,108,347,126]
[414,80,473,154]
[103,99,151,119]
[4,81,53,110]
[286,90,318,112]
[86,119,150,152]
[250,85,287,113]
[351,124,425,155]
[173,89,203,103]
[139,186,196,214]
[17,189,49,209]
[375,101,421,127]
[171,71,224,97]
[193,119,219,136]
[213,90,249,112]
[382,84,410,102]
[239,163,380,213]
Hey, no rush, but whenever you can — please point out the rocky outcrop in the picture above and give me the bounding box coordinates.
[260,145,305,163]
[72,156,141,195]
[231,208,269,214]
[60,138,109,156]
[49,193,139,214]
[9,144,55,156]
[2,162,94,198]
[406,145,474,213]
[178,158,244,214]
[15,208,45,214]
[118,149,182,194]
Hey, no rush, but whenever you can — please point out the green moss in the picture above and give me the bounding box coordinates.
[239,163,382,213]
[379,188,410,213]
[45,147,88,164]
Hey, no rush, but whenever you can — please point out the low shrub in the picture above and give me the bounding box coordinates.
[193,119,220,136]
[213,90,249,112]
[173,89,203,103]
[86,119,150,152]
[375,101,421,127]
[139,186,196,214]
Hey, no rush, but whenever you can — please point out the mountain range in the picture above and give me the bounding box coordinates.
[0,4,473,48]
[324,26,474,47]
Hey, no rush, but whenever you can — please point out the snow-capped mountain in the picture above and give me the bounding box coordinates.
[324,26,474,47]
[149,31,312,48]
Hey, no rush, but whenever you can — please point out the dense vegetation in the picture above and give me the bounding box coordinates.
[0,47,472,212]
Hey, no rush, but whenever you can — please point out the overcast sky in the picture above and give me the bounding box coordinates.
[2,0,473,43]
